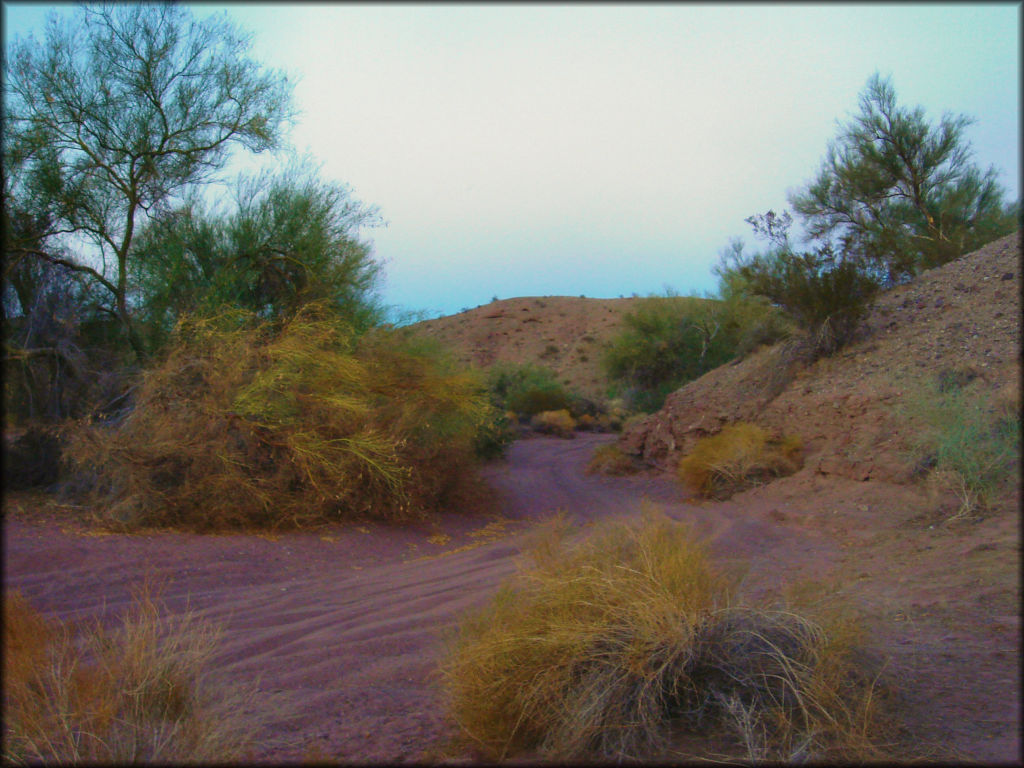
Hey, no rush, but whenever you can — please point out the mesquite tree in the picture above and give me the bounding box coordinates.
[3,3,295,355]
[791,73,1017,283]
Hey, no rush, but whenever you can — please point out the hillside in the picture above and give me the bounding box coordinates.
[620,230,1020,485]
[408,295,649,401]
[614,230,1021,757]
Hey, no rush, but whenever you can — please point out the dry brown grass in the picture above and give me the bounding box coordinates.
[439,508,896,762]
[3,584,260,764]
[530,409,576,438]
[66,304,496,530]
[678,422,803,499]
[585,442,640,476]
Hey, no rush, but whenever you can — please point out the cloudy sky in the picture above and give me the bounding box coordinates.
[4,3,1020,319]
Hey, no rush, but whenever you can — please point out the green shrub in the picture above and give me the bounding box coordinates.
[678,423,803,499]
[603,292,788,413]
[66,303,496,530]
[485,362,572,416]
[440,509,894,762]
[900,376,1020,519]
[719,245,879,359]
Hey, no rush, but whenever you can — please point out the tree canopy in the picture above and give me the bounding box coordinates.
[3,3,295,354]
[129,159,385,347]
[790,73,1018,283]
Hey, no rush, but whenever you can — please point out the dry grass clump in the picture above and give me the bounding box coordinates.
[678,423,803,499]
[585,442,641,475]
[66,304,496,530]
[530,409,576,438]
[439,509,894,762]
[3,585,259,764]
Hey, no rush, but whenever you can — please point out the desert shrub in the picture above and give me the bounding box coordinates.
[530,409,576,439]
[472,410,516,460]
[511,387,573,417]
[439,509,893,762]
[604,292,786,413]
[585,442,640,475]
[66,303,496,530]
[718,243,879,360]
[678,423,803,499]
[900,376,1020,519]
[485,362,573,417]
[3,260,135,424]
[2,427,64,490]
[3,585,259,763]
[575,413,597,431]
[603,296,721,412]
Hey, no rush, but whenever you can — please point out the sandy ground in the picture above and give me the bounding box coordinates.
[3,432,1019,762]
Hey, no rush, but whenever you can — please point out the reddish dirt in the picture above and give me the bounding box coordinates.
[4,430,1018,762]
[5,232,1020,762]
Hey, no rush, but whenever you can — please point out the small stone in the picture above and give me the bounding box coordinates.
[1000,272,1014,281]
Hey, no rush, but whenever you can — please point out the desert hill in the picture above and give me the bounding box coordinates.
[407,295,651,401]
[620,230,1021,487]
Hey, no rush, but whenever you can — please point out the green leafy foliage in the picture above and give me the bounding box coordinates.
[717,235,880,360]
[3,3,295,355]
[130,159,384,350]
[900,375,1020,519]
[791,73,1018,283]
[603,293,788,412]
[715,74,1017,364]
[484,362,573,417]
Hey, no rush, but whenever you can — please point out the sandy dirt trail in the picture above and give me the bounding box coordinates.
[3,433,1015,761]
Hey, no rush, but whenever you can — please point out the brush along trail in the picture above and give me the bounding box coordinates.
[3,431,1017,761]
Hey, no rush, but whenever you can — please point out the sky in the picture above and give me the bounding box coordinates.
[3,3,1020,320]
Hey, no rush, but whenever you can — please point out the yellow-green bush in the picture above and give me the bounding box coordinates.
[678,423,803,499]
[67,304,497,530]
[585,442,640,475]
[530,409,576,438]
[439,509,894,762]
[3,585,259,763]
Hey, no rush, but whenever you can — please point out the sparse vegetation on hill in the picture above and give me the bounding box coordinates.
[408,296,650,405]
[900,372,1020,520]
[622,229,1020,505]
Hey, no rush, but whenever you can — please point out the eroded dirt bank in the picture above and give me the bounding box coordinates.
[4,432,1019,761]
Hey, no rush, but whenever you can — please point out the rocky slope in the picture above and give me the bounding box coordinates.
[620,230,1021,487]
[408,295,647,402]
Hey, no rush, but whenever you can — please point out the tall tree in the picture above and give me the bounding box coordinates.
[790,73,1017,283]
[3,3,295,355]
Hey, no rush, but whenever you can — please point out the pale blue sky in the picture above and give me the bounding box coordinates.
[4,3,1020,319]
